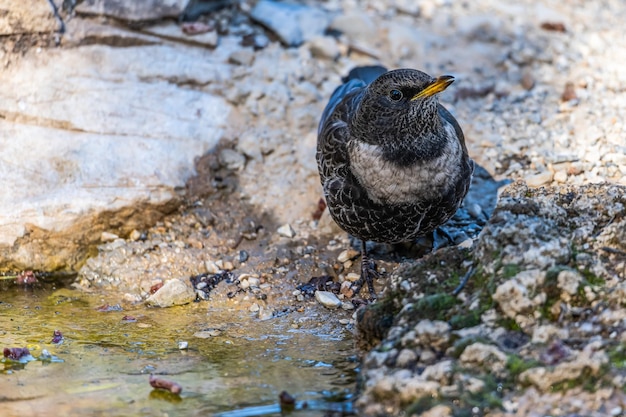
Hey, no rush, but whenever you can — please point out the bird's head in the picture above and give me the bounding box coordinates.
[350,69,455,143]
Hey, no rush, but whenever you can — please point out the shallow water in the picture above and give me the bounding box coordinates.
[0,281,357,416]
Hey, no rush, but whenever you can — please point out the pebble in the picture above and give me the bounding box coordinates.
[307,36,341,60]
[178,341,188,350]
[337,249,359,263]
[258,307,274,321]
[145,279,196,308]
[315,290,342,309]
[345,272,361,282]
[205,260,220,274]
[193,329,222,338]
[277,224,296,238]
[229,49,255,66]
[525,171,554,187]
[341,301,355,311]
[101,232,119,242]
[219,148,246,171]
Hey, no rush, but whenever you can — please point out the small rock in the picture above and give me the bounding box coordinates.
[193,329,222,338]
[145,279,195,307]
[345,272,361,282]
[277,224,296,238]
[557,269,583,295]
[553,170,568,183]
[414,320,451,349]
[101,232,119,242]
[258,306,274,321]
[219,148,246,171]
[420,405,453,417]
[396,349,418,367]
[341,301,355,311]
[525,171,553,187]
[249,303,260,312]
[315,290,341,308]
[459,342,508,376]
[178,341,188,350]
[337,249,359,263]
[205,260,220,274]
[129,229,142,241]
[308,36,341,60]
[229,49,255,66]
[532,324,569,344]
[421,360,454,384]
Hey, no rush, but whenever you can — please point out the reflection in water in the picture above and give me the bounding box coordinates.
[0,282,357,416]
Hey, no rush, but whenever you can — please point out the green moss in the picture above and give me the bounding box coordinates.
[550,367,604,392]
[607,344,626,370]
[414,293,458,321]
[404,395,437,415]
[580,269,605,287]
[501,263,522,279]
[496,317,522,331]
[449,310,482,330]
[506,355,541,378]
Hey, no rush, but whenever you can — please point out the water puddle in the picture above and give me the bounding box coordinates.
[0,282,357,416]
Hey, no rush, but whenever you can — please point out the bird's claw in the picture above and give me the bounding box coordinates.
[351,258,379,299]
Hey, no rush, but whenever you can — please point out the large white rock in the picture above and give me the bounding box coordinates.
[0,42,232,269]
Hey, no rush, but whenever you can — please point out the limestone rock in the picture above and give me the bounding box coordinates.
[0,44,232,270]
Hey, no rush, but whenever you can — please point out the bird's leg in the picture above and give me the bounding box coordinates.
[351,241,379,299]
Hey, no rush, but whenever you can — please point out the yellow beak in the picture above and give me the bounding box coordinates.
[411,75,455,100]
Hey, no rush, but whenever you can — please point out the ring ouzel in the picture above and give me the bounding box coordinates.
[317,65,474,298]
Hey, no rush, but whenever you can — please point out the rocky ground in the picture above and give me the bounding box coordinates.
[2,0,626,416]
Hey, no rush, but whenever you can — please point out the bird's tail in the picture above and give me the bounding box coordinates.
[342,65,388,84]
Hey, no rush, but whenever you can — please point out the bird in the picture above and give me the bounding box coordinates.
[316,65,474,298]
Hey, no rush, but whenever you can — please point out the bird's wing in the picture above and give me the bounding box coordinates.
[318,78,365,136]
[319,65,388,135]
[437,104,466,148]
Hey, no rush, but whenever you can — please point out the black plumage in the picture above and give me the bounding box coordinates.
[317,66,474,297]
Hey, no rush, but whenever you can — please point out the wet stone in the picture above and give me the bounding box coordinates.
[315,290,341,309]
[146,279,195,307]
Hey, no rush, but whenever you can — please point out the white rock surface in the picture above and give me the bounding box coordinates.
[0,42,231,267]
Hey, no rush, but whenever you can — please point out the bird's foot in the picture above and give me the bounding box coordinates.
[350,257,380,300]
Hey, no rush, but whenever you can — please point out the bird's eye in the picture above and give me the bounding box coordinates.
[389,89,403,101]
